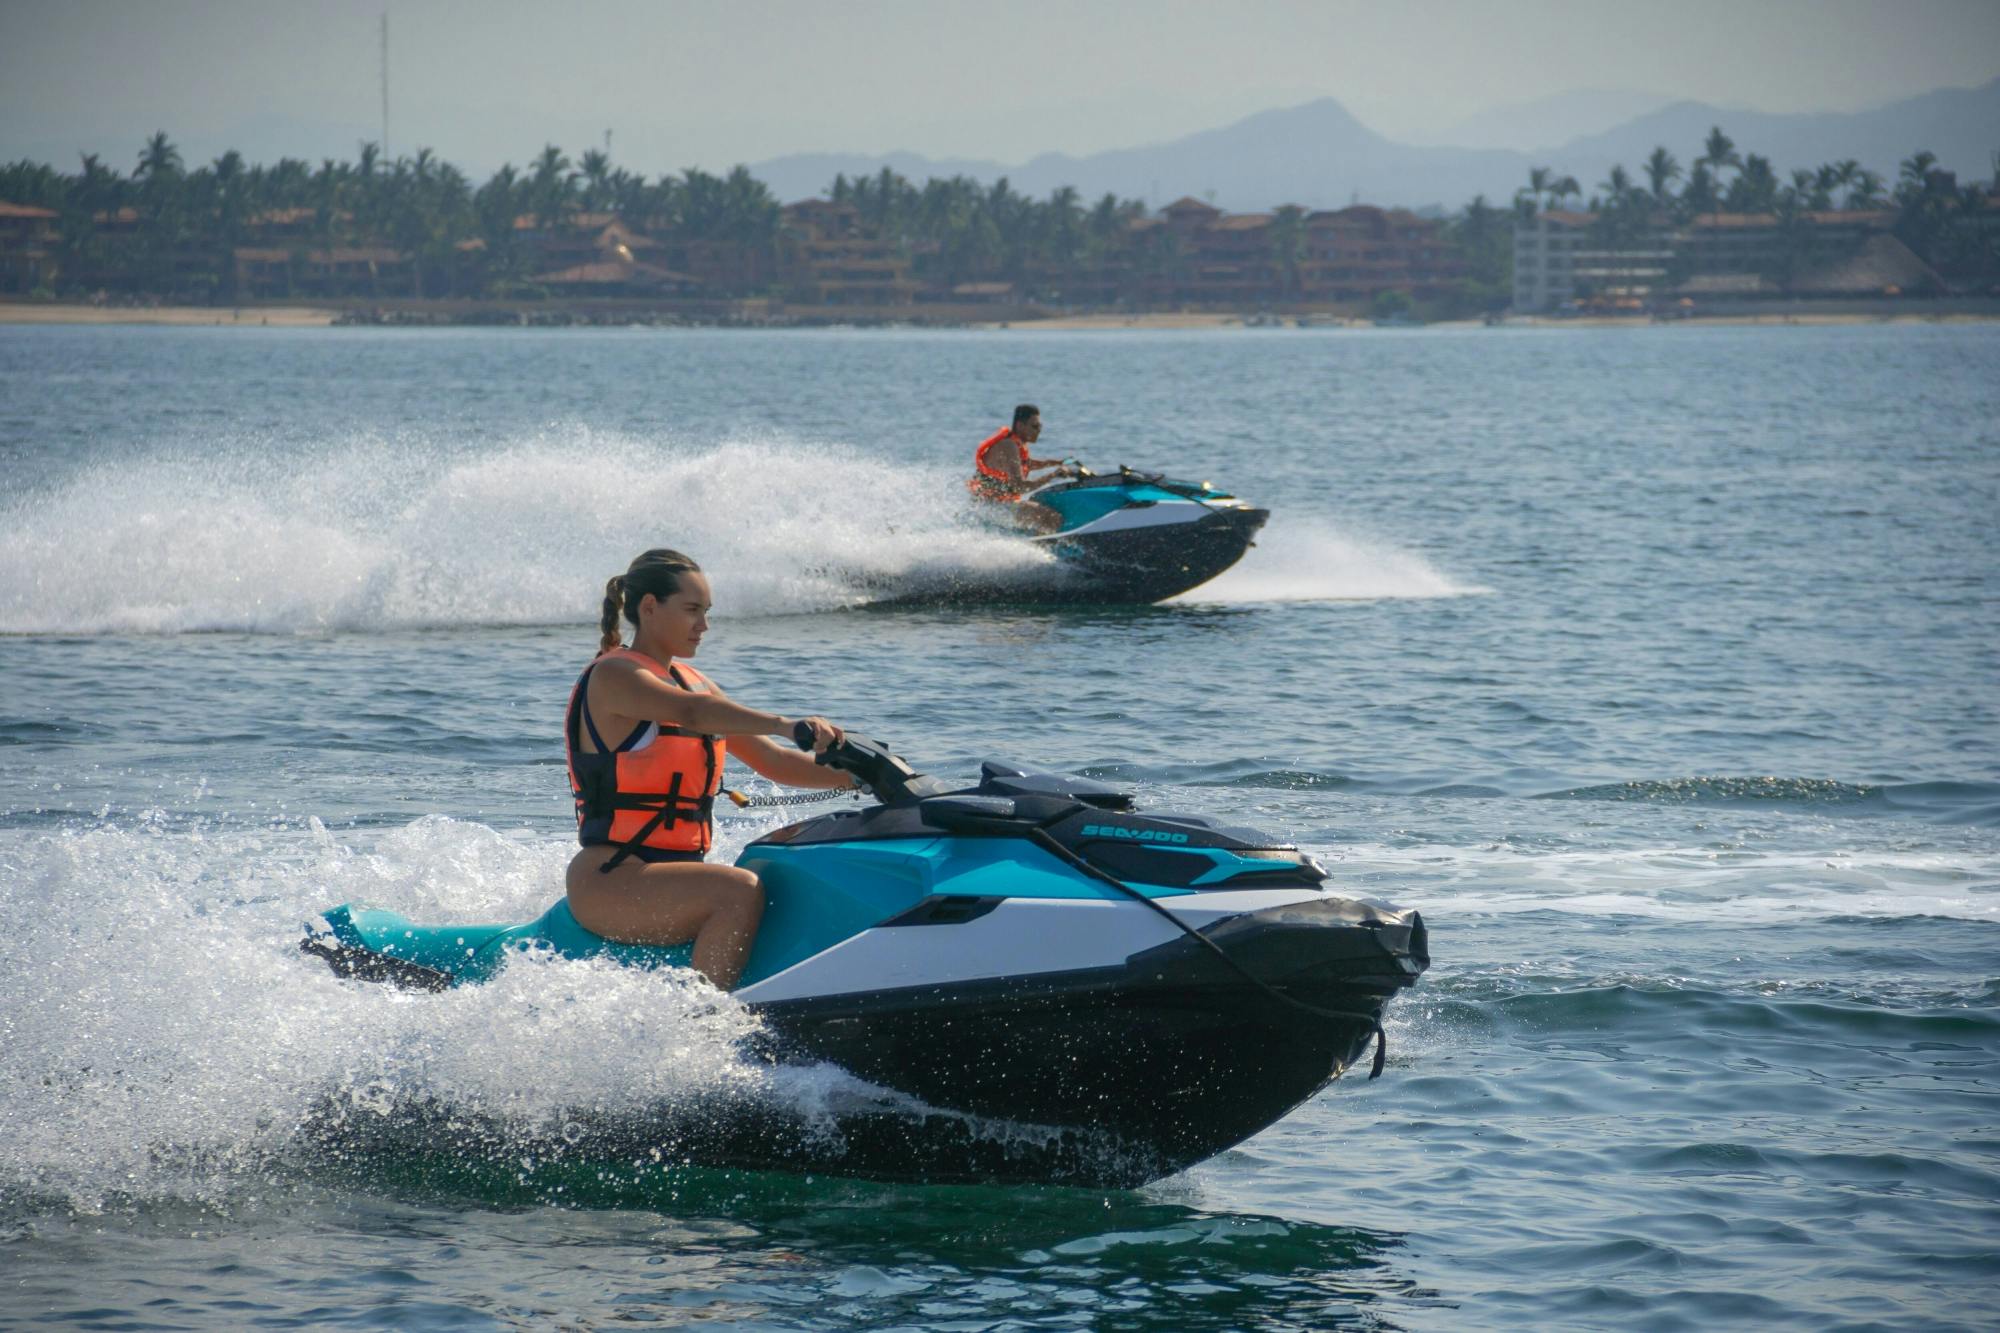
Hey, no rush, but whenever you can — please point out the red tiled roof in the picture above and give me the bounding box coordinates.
[1162,196,1221,215]
[0,201,59,219]
[1211,214,1273,231]
[231,245,407,263]
[534,260,695,286]
[1690,212,1778,229]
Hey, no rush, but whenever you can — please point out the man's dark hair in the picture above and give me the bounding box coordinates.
[1012,403,1040,426]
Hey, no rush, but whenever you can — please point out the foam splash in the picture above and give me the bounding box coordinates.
[0,816,805,1210]
[0,433,1041,635]
[0,433,1477,633]
[1179,519,1479,603]
[0,810,1177,1208]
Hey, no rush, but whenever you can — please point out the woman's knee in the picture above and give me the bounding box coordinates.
[726,867,765,918]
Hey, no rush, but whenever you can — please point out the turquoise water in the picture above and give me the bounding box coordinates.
[1,323,1996,1329]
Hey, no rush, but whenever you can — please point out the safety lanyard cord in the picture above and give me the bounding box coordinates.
[1025,826,1388,1078]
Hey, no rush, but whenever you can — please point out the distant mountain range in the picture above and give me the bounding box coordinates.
[750,79,2000,212]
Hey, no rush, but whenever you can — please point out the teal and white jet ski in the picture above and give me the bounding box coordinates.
[303,730,1427,1186]
[879,464,1269,606]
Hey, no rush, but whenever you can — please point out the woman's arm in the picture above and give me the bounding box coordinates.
[728,732,857,788]
[590,656,837,748]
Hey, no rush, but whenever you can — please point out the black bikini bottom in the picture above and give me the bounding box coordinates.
[585,845,706,866]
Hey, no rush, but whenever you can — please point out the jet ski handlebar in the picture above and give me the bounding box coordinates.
[791,722,949,804]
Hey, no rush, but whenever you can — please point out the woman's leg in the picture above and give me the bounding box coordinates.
[565,851,765,989]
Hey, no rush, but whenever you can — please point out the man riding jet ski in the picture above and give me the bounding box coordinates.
[303,729,1428,1185]
[882,405,1269,607]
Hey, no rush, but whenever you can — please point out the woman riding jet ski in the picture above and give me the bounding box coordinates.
[306,731,1427,1184]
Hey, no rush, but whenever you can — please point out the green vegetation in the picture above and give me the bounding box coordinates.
[2,127,1994,309]
[1511,128,1997,288]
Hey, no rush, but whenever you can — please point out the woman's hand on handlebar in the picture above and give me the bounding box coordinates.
[790,716,844,754]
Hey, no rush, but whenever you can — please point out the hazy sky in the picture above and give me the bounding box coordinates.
[2,0,1996,175]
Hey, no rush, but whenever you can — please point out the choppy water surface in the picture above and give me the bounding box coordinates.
[2,323,1996,1330]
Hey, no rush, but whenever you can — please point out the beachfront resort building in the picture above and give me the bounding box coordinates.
[780,199,921,306]
[0,201,58,294]
[1126,197,1466,308]
[1512,207,1946,311]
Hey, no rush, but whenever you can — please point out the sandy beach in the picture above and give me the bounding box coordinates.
[0,303,339,327]
[983,312,1256,330]
[990,309,1998,331]
[4,301,1990,332]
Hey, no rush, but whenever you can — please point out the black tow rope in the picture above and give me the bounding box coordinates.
[1025,827,1389,1079]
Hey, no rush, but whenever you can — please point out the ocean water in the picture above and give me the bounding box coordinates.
[1,321,1996,1330]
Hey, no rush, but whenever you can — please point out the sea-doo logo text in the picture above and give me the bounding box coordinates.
[1082,824,1189,844]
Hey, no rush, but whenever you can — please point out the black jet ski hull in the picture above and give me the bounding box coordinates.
[748,896,1425,1178]
[872,506,1268,607]
[300,902,1423,1190]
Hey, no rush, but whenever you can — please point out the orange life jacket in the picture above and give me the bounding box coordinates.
[565,647,726,867]
[969,426,1029,501]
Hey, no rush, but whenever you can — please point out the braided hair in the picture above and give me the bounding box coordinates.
[598,548,701,654]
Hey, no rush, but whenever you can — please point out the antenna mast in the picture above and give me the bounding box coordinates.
[379,13,390,160]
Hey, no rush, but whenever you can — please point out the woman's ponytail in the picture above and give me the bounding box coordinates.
[598,575,626,654]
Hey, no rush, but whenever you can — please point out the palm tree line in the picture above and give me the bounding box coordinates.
[825,168,1152,296]
[2,135,792,301]
[4,127,1993,304]
[1504,126,1996,278]
[0,135,1166,303]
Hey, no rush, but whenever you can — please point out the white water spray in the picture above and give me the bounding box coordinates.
[0,433,1043,635]
[1181,519,1480,603]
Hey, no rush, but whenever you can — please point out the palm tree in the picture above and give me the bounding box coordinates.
[1526,166,1552,213]
[1698,127,1739,193]
[1894,150,1958,263]
[133,132,186,294]
[578,149,612,212]
[1267,203,1306,301]
[136,130,182,183]
[1845,168,1886,211]
[1771,182,1813,292]
[209,149,249,301]
[1595,165,1643,244]
[1697,127,1740,232]
[1043,185,1085,293]
[527,144,573,228]
[1725,154,1777,214]
[473,163,528,293]
[1452,194,1509,299]
[1643,147,1680,209]
[1680,162,1717,221]
[1897,151,1939,198]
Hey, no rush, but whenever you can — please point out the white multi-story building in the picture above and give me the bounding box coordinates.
[1512,210,1672,312]
[1512,207,1917,313]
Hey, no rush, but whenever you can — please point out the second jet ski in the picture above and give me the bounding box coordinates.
[872,465,1270,607]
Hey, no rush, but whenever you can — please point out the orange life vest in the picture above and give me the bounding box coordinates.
[565,647,726,866]
[969,426,1029,501]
